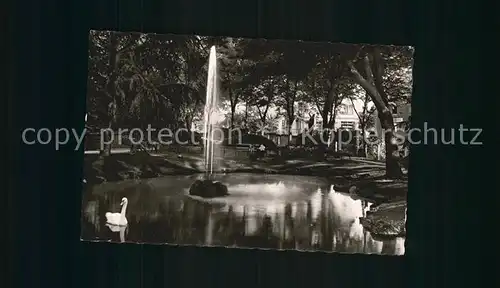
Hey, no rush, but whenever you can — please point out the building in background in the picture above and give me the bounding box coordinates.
[334,99,362,130]
[274,98,365,134]
[270,98,365,146]
[203,93,411,150]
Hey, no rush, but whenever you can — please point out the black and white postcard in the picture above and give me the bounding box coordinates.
[81,30,412,255]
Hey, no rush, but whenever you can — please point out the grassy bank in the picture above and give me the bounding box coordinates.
[84,151,407,202]
[84,152,197,185]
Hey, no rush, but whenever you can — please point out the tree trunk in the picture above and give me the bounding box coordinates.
[284,79,297,145]
[329,104,338,129]
[324,105,338,148]
[319,93,334,149]
[321,82,336,130]
[230,112,235,129]
[185,115,192,133]
[350,92,370,158]
[379,111,403,178]
[244,101,249,122]
[347,52,403,179]
[307,114,315,130]
[100,120,113,157]
[229,90,237,129]
[100,33,120,157]
[360,123,367,157]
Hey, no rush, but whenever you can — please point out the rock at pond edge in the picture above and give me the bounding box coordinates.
[189,179,229,198]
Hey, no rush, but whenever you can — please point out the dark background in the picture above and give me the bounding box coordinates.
[7,0,486,287]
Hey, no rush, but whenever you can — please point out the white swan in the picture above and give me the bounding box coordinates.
[105,197,128,226]
[106,224,127,242]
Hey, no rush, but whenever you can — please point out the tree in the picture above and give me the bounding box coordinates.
[275,42,317,142]
[302,48,351,130]
[155,35,212,130]
[217,38,256,129]
[298,45,361,150]
[87,31,214,150]
[274,76,301,142]
[239,39,318,142]
[348,88,376,157]
[346,45,413,178]
[302,73,354,149]
[250,78,277,135]
[94,31,129,155]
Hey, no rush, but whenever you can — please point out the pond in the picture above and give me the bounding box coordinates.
[81,173,405,255]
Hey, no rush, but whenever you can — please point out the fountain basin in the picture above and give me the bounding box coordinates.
[189,179,229,198]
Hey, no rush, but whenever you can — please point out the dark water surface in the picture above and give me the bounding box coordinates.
[81,173,405,255]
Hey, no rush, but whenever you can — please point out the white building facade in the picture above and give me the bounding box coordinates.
[273,97,365,136]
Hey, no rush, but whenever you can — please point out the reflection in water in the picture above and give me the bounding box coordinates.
[80,174,405,254]
[205,209,214,245]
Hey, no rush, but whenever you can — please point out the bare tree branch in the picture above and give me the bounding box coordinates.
[364,56,374,85]
[347,60,390,114]
[371,48,390,105]
[349,96,361,119]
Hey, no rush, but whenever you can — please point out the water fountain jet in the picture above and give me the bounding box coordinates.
[203,46,219,176]
[189,46,229,198]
